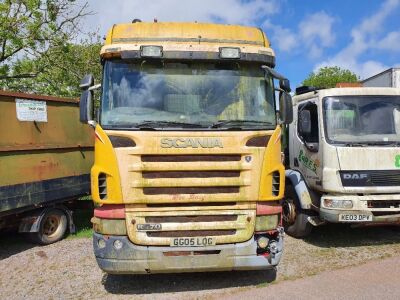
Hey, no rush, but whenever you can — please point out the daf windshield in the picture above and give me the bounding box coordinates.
[323,96,400,145]
[100,60,276,130]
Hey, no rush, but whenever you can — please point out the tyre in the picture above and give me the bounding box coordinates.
[282,184,313,238]
[27,209,68,245]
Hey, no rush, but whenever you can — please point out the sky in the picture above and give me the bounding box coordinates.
[83,0,400,88]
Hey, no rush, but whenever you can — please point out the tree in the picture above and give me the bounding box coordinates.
[0,0,92,95]
[302,66,359,89]
[2,35,102,97]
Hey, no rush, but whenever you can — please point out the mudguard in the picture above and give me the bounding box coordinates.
[285,169,315,210]
[18,205,75,234]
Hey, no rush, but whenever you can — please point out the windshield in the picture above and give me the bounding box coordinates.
[323,96,400,144]
[100,60,276,130]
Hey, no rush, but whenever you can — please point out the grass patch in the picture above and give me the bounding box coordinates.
[69,208,93,239]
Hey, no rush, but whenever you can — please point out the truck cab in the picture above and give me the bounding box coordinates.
[79,21,293,274]
[284,86,400,237]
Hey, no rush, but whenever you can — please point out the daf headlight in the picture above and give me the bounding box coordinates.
[255,215,279,231]
[323,199,353,209]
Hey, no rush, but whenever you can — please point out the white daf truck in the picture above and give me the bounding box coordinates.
[283,86,400,237]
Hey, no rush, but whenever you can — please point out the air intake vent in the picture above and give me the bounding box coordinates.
[98,173,107,200]
[246,135,270,147]
[272,172,280,196]
[109,135,136,148]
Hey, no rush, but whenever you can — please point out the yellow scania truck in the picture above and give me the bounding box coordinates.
[79,20,293,274]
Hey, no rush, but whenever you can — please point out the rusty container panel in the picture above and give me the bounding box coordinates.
[0,91,94,216]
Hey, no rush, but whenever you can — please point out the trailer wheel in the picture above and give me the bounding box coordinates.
[282,184,312,238]
[28,209,68,245]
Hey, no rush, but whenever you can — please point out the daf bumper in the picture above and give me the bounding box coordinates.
[320,194,400,224]
[93,232,283,274]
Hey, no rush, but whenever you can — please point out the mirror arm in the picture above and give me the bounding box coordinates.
[89,84,101,91]
[261,65,286,81]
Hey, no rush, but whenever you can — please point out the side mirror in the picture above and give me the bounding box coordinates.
[79,74,94,123]
[279,92,293,124]
[299,110,312,135]
[80,74,94,90]
[280,79,291,93]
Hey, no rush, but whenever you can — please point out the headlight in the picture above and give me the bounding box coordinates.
[97,238,106,249]
[323,199,353,209]
[257,236,269,249]
[255,215,279,231]
[113,239,123,250]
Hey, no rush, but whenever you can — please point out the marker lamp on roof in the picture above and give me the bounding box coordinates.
[141,45,163,58]
[219,47,241,59]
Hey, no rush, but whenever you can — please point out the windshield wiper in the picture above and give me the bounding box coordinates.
[362,141,400,146]
[343,143,368,147]
[134,121,206,129]
[342,141,400,147]
[210,120,274,129]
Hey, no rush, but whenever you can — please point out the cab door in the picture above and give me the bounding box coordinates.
[292,100,323,190]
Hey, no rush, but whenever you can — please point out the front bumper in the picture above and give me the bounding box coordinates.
[320,194,400,224]
[93,232,283,274]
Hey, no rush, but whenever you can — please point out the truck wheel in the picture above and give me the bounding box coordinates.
[28,209,68,245]
[282,185,312,238]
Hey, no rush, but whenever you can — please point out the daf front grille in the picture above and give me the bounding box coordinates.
[340,170,400,187]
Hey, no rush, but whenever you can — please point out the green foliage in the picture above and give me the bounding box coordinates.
[302,66,359,89]
[0,0,100,97]
[3,36,102,97]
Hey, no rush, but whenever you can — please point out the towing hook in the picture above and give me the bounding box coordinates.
[277,226,285,236]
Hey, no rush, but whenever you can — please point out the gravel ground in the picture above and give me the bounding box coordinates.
[1,224,400,299]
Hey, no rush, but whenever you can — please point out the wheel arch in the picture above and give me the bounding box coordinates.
[285,169,316,210]
[18,205,75,234]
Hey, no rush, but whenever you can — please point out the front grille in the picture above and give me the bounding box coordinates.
[142,171,240,179]
[372,211,400,217]
[368,200,400,209]
[131,154,250,199]
[147,230,236,237]
[163,250,221,256]
[340,170,400,187]
[145,215,237,223]
[370,170,400,186]
[125,202,256,246]
[143,186,240,195]
[146,202,237,208]
[141,154,242,162]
